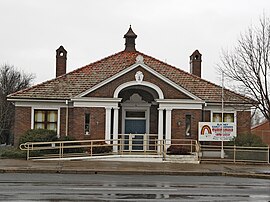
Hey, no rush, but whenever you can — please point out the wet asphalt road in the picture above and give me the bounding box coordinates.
[0,173,269,201]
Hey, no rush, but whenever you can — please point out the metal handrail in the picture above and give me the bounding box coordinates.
[200,144,270,164]
[19,136,199,160]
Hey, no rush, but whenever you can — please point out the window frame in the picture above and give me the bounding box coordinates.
[185,114,192,138]
[84,113,90,135]
[31,107,60,137]
[211,111,236,123]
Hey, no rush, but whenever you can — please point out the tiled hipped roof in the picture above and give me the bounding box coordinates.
[8,51,254,103]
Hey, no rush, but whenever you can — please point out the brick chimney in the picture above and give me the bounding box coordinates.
[56,46,67,77]
[190,50,202,77]
[124,26,137,52]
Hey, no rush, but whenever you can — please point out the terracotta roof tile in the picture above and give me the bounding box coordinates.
[8,50,255,103]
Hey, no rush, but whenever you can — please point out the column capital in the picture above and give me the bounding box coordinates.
[165,108,172,112]
[158,108,164,111]
[113,107,120,110]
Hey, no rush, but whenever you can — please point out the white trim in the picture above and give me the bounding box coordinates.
[105,108,111,144]
[158,108,164,152]
[31,106,61,137]
[204,104,250,112]
[73,97,122,108]
[113,107,119,152]
[72,97,122,102]
[159,103,203,110]
[156,99,205,104]
[114,81,164,99]
[165,109,172,147]
[157,99,205,110]
[204,102,253,109]
[14,101,68,107]
[75,62,201,100]
[7,98,67,103]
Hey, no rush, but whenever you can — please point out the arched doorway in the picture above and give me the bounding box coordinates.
[118,85,160,151]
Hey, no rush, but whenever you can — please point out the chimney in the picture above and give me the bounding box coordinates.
[56,46,67,77]
[190,50,202,77]
[124,25,137,52]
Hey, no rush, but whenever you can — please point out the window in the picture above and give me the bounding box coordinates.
[212,112,234,122]
[185,114,191,137]
[34,110,58,131]
[126,111,145,118]
[85,113,90,135]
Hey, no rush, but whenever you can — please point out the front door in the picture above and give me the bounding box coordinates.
[124,111,147,150]
[125,120,146,150]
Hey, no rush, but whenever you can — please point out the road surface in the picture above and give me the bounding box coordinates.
[0,173,269,201]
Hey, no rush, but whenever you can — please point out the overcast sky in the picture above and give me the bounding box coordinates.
[1,0,270,86]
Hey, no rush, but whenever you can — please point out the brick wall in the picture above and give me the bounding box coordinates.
[171,109,201,140]
[68,107,105,140]
[14,107,31,146]
[87,66,190,99]
[150,105,158,134]
[251,121,270,146]
[237,111,251,134]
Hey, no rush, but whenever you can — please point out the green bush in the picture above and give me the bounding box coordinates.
[19,129,58,145]
[59,135,84,153]
[226,133,268,161]
[167,145,191,155]
[227,132,266,147]
[0,147,26,159]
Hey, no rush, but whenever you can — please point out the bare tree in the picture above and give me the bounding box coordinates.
[220,15,270,122]
[0,64,34,144]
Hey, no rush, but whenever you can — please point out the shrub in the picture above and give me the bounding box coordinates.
[0,147,26,159]
[19,129,58,146]
[227,132,266,147]
[167,145,191,155]
[59,135,84,153]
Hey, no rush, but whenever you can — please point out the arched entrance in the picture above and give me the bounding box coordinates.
[116,83,162,151]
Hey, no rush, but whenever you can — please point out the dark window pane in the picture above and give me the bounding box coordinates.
[185,114,191,137]
[85,113,90,135]
[126,111,145,118]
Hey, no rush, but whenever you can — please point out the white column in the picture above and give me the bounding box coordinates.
[165,109,172,147]
[113,107,119,152]
[105,107,111,144]
[158,108,164,153]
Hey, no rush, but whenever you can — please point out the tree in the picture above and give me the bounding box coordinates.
[0,64,34,144]
[220,15,270,122]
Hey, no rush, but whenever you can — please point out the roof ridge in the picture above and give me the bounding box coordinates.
[8,49,256,104]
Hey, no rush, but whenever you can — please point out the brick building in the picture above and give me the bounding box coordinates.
[8,27,254,150]
[251,120,270,146]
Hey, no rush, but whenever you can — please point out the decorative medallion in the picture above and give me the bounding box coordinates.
[135,71,144,83]
[136,55,144,63]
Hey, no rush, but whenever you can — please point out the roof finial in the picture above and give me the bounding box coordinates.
[124,25,137,52]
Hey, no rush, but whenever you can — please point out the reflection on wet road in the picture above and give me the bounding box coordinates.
[0,173,269,201]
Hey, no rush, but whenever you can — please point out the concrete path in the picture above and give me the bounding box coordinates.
[0,158,270,179]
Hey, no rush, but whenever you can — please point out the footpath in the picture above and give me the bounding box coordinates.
[0,158,270,179]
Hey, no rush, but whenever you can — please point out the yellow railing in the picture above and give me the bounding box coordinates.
[19,137,199,160]
[19,138,270,164]
[200,145,270,164]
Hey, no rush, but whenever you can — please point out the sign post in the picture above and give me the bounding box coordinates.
[221,71,224,158]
